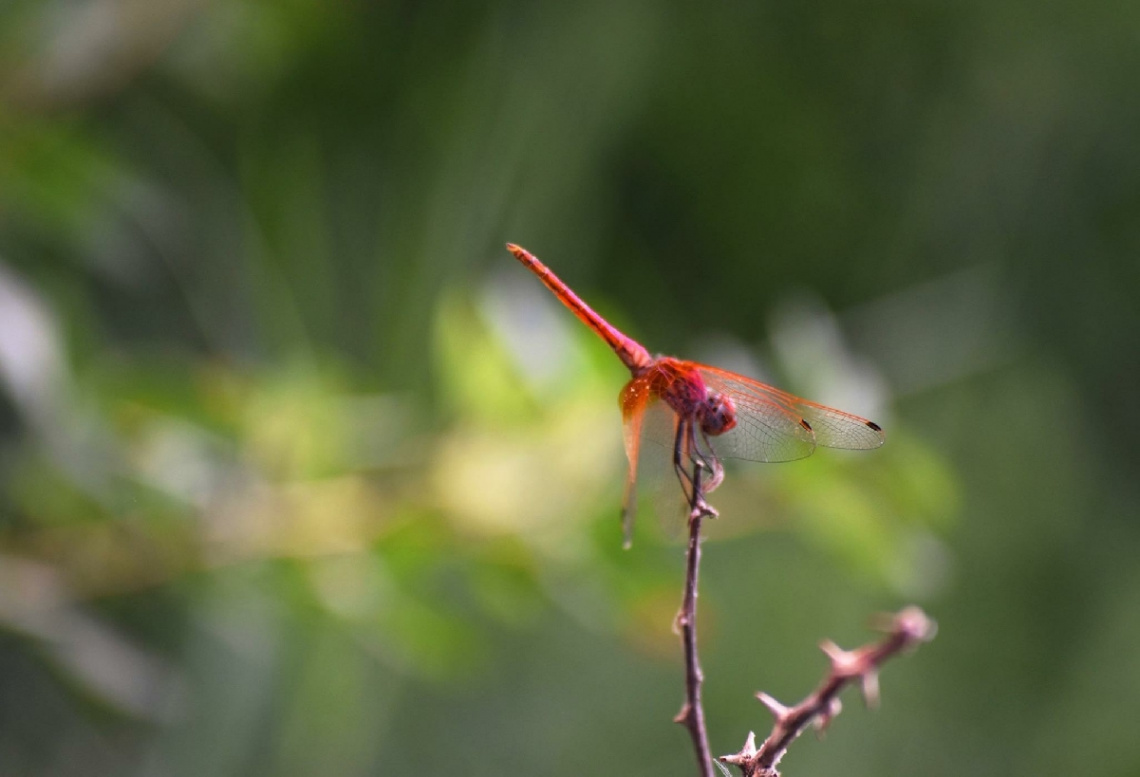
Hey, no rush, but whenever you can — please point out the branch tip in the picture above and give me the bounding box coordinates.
[895,606,937,644]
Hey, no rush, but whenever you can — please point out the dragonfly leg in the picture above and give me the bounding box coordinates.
[678,419,718,520]
[695,427,725,493]
[673,416,696,503]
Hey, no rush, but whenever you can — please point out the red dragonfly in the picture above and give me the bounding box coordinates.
[507,244,884,546]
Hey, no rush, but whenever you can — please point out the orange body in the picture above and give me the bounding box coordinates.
[506,244,651,373]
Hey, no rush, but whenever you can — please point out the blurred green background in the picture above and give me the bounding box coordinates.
[1,1,1138,775]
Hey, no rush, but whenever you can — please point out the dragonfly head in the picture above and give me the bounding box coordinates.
[697,390,737,436]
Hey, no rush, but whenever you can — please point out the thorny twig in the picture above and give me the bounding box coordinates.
[667,419,931,777]
[718,606,937,777]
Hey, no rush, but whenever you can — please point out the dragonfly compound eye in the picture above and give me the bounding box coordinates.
[698,392,737,436]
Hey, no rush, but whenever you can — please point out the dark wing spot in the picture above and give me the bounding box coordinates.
[800,418,813,432]
[865,421,882,432]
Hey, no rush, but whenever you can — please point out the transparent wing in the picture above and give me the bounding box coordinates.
[620,378,688,544]
[696,365,884,463]
[636,399,691,542]
[619,377,653,549]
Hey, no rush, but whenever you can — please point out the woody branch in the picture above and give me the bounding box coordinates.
[675,455,716,777]
[719,606,936,777]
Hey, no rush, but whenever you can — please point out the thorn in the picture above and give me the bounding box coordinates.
[674,610,690,634]
[719,731,758,765]
[674,702,692,725]
[820,640,859,675]
[862,670,881,709]
[814,697,842,736]
[757,692,790,722]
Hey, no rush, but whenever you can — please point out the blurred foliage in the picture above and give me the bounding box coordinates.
[0,1,1138,776]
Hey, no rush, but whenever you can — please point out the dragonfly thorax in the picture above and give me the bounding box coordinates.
[645,358,738,437]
